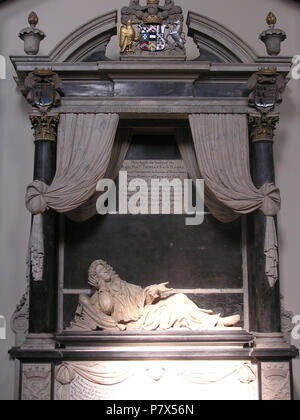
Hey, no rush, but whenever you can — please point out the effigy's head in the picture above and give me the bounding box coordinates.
[88,259,116,288]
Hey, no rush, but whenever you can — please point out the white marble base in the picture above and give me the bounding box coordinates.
[54,360,258,401]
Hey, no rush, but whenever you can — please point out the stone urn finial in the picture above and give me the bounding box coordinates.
[259,12,286,56]
[19,12,46,55]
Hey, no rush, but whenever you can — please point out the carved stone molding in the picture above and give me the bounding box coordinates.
[22,364,51,400]
[248,114,279,142]
[49,11,117,62]
[30,115,60,142]
[261,362,291,400]
[187,12,258,63]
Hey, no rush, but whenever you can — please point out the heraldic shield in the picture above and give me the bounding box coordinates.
[139,24,167,52]
[32,80,56,109]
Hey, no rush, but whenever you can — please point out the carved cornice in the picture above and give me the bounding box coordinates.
[30,115,60,142]
[248,114,279,142]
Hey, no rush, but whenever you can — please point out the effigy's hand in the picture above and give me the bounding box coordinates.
[145,283,174,304]
[157,282,174,296]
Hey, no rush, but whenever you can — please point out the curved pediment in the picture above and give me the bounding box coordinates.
[187,12,258,63]
[48,10,118,63]
[45,9,257,64]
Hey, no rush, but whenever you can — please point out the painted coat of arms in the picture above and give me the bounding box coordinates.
[248,67,288,113]
[23,68,63,112]
[119,0,186,59]
[32,79,56,108]
[139,23,167,52]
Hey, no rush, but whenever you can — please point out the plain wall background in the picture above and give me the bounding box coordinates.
[0,0,299,400]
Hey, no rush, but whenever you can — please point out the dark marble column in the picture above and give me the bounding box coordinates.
[247,114,281,333]
[29,115,60,334]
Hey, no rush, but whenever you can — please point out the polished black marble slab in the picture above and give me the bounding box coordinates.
[193,82,249,98]
[63,214,242,290]
[60,80,248,99]
[187,293,243,328]
[126,135,181,160]
[62,81,113,97]
[114,81,194,97]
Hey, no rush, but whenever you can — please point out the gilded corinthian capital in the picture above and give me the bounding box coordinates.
[248,114,279,142]
[30,115,60,142]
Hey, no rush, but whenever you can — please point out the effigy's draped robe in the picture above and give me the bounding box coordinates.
[107,278,220,330]
[71,276,221,331]
[108,277,146,323]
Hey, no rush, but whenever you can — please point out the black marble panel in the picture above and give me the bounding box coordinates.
[62,81,113,97]
[193,82,249,98]
[193,48,224,63]
[63,214,242,290]
[114,81,194,97]
[187,293,244,328]
[126,135,181,160]
[83,51,111,62]
[61,80,248,99]
[63,294,81,330]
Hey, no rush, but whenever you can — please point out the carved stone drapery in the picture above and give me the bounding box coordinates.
[55,361,257,400]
